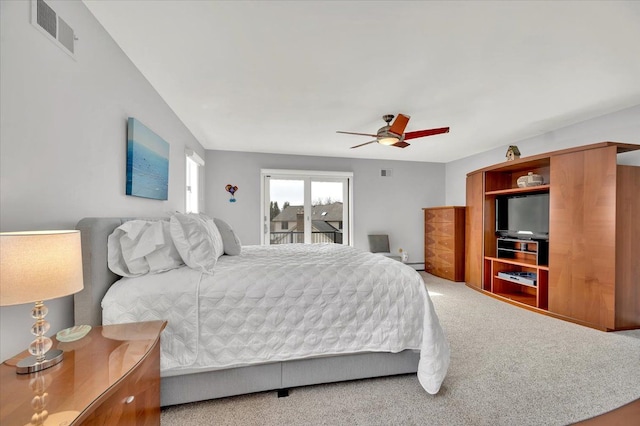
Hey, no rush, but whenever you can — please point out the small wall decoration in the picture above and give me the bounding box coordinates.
[225,184,238,202]
[505,145,521,161]
[126,117,169,200]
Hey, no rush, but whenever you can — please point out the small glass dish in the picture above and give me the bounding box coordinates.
[56,325,92,342]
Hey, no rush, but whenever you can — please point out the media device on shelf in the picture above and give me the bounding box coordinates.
[497,271,537,286]
[496,237,548,265]
[495,193,549,240]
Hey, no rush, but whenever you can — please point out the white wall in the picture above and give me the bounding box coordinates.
[205,150,446,261]
[0,1,205,361]
[445,105,640,205]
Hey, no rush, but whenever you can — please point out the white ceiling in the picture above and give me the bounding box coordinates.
[83,0,640,163]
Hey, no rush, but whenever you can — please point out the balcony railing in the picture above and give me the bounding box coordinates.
[270,231,343,245]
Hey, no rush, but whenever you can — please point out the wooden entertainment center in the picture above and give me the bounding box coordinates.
[465,142,640,331]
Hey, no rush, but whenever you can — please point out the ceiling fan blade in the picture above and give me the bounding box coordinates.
[389,114,410,135]
[392,141,410,148]
[404,127,450,140]
[336,131,378,137]
[350,140,377,149]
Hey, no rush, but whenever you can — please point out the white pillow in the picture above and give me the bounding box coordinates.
[108,220,183,277]
[201,215,224,259]
[169,213,222,273]
[214,218,242,255]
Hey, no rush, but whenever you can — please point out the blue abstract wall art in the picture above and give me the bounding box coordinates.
[126,118,170,200]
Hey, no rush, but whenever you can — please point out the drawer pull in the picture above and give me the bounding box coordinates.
[125,396,135,404]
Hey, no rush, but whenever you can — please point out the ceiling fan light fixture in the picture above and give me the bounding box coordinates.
[339,113,449,150]
[378,136,399,146]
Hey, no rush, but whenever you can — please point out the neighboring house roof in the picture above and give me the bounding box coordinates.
[272,205,304,222]
[272,202,343,222]
[311,220,338,233]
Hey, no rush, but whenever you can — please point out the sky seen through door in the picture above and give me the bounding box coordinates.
[270,180,343,206]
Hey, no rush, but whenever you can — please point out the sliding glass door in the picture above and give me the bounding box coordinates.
[266,177,305,244]
[261,170,353,245]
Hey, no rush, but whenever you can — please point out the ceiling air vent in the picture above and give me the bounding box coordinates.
[31,0,77,58]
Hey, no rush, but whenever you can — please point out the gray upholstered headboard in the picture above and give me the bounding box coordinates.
[74,217,166,326]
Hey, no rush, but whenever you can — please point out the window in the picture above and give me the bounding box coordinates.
[185,149,204,213]
[261,169,353,245]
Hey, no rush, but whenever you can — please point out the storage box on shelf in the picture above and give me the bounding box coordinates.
[465,142,640,331]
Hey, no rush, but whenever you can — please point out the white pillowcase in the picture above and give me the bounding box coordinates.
[202,215,224,259]
[169,213,223,274]
[108,220,183,277]
[214,218,242,255]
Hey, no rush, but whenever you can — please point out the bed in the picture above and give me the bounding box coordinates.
[74,216,450,407]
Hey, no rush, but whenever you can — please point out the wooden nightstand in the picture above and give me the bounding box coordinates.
[0,320,166,425]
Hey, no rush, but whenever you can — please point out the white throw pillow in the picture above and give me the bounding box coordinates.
[107,220,183,277]
[169,213,220,273]
[201,215,224,259]
[214,218,242,255]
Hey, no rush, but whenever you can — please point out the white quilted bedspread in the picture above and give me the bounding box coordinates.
[102,244,450,394]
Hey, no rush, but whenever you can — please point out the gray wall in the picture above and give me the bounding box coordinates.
[0,1,205,361]
[445,105,640,205]
[205,151,445,259]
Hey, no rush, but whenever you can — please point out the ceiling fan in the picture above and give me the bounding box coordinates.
[337,114,449,149]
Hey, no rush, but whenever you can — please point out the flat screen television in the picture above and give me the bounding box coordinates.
[496,193,549,240]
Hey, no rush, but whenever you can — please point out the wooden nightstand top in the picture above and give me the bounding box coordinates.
[0,320,166,425]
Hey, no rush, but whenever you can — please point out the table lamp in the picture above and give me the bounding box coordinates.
[0,230,84,374]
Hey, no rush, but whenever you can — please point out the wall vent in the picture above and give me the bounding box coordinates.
[380,169,393,178]
[31,0,76,58]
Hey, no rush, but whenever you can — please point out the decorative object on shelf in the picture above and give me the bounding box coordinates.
[0,230,84,374]
[225,184,238,202]
[517,172,544,187]
[126,117,170,200]
[505,145,521,161]
[56,324,91,342]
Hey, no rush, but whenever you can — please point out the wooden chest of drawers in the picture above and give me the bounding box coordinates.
[423,206,466,282]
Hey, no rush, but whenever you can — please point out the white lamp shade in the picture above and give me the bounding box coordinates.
[0,230,84,306]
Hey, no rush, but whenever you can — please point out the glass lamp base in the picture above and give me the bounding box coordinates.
[16,349,64,374]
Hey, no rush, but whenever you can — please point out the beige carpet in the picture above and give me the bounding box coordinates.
[161,272,640,425]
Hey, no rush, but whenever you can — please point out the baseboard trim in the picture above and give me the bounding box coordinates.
[403,262,424,271]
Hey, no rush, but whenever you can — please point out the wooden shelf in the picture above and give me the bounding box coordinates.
[485,184,550,196]
[494,291,537,307]
[485,256,549,270]
[467,142,640,330]
[467,142,639,176]
[485,251,549,309]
